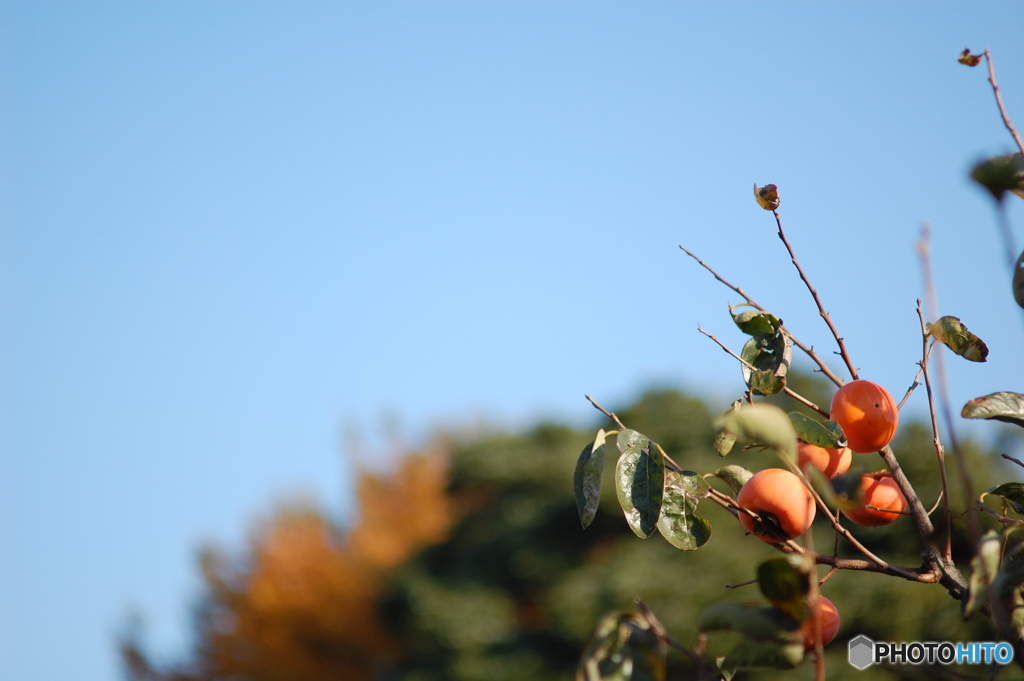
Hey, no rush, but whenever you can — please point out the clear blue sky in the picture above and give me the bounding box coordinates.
[2,4,1023,680]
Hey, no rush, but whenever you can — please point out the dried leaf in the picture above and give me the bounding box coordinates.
[753,183,780,211]
[958,48,983,67]
[927,315,989,362]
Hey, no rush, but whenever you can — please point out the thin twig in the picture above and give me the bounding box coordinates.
[695,324,829,418]
[772,210,860,381]
[790,462,892,570]
[724,579,758,590]
[896,344,932,410]
[984,49,1024,155]
[917,228,980,549]
[584,394,626,431]
[917,301,954,563]
[1003,454,1024,471]
[801,509,826,681]
[680,245,846,387]
[979,503,1024,527]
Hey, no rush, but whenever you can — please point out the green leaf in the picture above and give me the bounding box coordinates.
[981,483,1024,515]
[657,471,712,551]
[577,611,666,681]
[575,429,609,529]
[714,430,738,456]
[723,639,805,670]
[1014,249,1024,309]
[712,465,754,495]
[753,183,781,210]
[757,557,812,622]
[962,392,1024,428]
[699,602,801,643]
[788,412,846,449]
[995,541,1024,603]
[614,430,666,538]
[970,154,1024,203]
[964,531,1001,619]
[928,315,989,362]
[740,333,791,396]
[730,304,782,336]
[713,403,798,465]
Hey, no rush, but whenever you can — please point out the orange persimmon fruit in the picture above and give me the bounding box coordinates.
[736,468,816,543]
[829,380,898,454]
[841,473,907,527]
[797,442,852,479]
[802,596,841,650]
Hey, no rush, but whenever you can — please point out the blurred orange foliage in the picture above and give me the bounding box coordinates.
[123,446,454,681]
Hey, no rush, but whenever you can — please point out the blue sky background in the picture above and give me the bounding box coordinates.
[2,4,1024,680]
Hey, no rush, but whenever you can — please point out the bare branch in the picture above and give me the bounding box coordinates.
[584,394,626,431]
[917,300,954,563]
[772,210,859,381]
[984,49,1024,155]
[695,324,829,418]
[1003,454,1024,471]
[917,227,980,550]
[680,245,846,387]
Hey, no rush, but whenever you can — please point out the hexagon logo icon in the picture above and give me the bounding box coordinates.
[848,635,874,670]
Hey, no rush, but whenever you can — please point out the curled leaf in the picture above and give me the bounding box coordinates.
[741,333,791,396]
[730,304,782,336]
[713,402,798,464]
[753,183,781,211]
[574,429,608,529]
[962,392,1024,428]
[958,48,983,67]
[970,154,1024,203]
[927,315,989,362]
[712,464,754,494]
[980,483,1024,515]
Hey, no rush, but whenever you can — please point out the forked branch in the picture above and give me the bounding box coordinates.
[680,245,846,388]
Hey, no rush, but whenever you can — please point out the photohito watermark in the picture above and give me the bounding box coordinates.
[848,635,1014,670]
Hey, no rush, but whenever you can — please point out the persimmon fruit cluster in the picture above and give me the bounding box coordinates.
[736,468,815,543]
[829,380,899,454]
[842,473,907,527]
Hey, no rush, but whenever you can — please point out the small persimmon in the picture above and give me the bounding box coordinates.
[736,468,816,543]
[841,473,907,527]
[801,596,841,650]
[829,380,898,453]
[797,442,852,479]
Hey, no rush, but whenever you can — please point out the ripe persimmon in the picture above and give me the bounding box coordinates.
[801,596,841,650]
[797,442,852,479]
[841,473,907,527]
[829,380,898,453]
[736,468,816,543]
